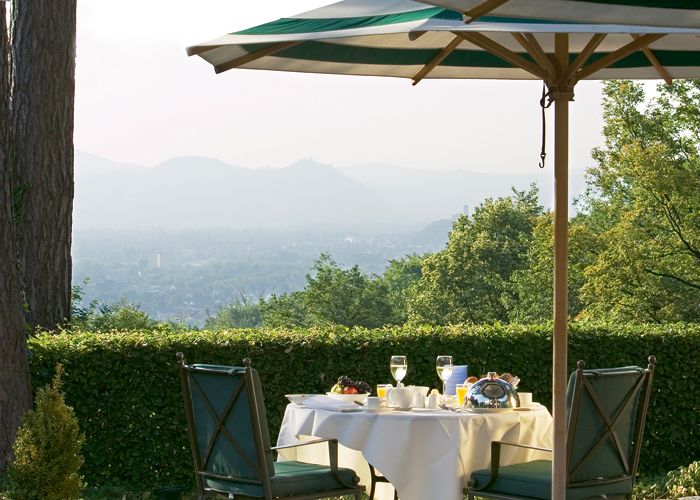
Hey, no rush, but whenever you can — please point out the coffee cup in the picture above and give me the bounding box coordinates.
[387,386,413,408]
[518,392,533,407]
[366,396,387,410]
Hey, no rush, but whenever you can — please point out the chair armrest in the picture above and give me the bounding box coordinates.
[271,438,337,452]
[492,440,552,454]
[470,441,552,492]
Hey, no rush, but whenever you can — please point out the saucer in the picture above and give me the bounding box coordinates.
[363,407,390,413]
[391,406,413,411]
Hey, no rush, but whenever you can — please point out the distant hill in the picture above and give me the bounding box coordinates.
[74,156,394,230]
[74,152,587,230]
[340,162,587,224]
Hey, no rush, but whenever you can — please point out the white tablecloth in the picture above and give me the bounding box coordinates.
[276,404,553,500]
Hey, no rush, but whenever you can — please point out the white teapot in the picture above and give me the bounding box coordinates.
[385,385,413,408]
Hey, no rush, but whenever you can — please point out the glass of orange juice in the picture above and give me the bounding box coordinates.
[456,383,468,407]
[376,384,391,398]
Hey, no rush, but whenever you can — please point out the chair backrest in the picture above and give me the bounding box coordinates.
[565,356,656,491]
[177,354,275,497]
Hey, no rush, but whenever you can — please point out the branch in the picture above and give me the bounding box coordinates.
[643,268,700,290]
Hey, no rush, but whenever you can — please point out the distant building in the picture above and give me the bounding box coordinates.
[150,252,164,269]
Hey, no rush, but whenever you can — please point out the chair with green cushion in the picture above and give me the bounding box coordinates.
[177,353,363,499]
[466,356,656,500]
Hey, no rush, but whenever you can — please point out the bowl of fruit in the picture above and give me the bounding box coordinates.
[326,376,370,403]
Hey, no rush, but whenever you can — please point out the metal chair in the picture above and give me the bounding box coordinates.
[368,464,398,500]
[177,354,363,499]
[466,356,656,500]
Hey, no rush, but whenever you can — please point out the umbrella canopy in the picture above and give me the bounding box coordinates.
[419,0,700,29]
[188,2,700,498]
[188,0,700,82]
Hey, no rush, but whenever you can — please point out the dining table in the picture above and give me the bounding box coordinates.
[276,401,553,500]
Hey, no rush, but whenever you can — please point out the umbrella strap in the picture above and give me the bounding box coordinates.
[539,82,553,169]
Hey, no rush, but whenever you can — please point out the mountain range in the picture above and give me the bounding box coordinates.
[74,151,587,231]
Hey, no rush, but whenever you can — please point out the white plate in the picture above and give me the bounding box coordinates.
[285,394,314,405]
[391,406,413,411]
[468,407,514,413]
[325,392,369,403]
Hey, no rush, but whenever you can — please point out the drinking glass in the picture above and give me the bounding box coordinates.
[376,384,391,398]
[390,355,408,386]
[436,355,453,402]
[456,383,468,407]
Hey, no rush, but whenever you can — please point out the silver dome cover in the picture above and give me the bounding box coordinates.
[467,372,520,409]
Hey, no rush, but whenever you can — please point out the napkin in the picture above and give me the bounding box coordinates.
[444,365,468,395]
[301,395,361,412]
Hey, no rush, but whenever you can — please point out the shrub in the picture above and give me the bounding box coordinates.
[6,364,85,499]
[27,323,700,491]
[665,461,700,498]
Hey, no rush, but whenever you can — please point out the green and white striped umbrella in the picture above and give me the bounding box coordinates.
[188,0,700,83]
[188,2,700,498]
[421,0,700,29]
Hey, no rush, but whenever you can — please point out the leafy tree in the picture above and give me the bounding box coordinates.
[71,299,157,331]
[302,254,394,328]
[205,293,262,329]
[260,254,412,328]
[378,254,423,324]
[578,81,700,322]
[408,187,543,324]
[507,214,602,322]
[260,291,308,328]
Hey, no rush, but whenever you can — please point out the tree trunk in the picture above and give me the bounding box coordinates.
[12,0,77,330]
[0,1,32,472]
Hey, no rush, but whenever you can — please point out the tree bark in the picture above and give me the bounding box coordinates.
[0,2,32,472]
[12,0,77,330]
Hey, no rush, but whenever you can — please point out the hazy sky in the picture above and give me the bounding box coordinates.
[74,0,607,173]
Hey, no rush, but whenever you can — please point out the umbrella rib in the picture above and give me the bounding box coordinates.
[214,41,301,74]
[463,0,510,24]
[565,33,606,82]
[452,31,546,79]
[631,34,673,85]
[511,33,556,82]
[412,36,464,86]
[576,33,664,81]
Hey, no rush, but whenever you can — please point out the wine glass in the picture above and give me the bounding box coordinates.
[390,355,408,386]
[436,355,453,402]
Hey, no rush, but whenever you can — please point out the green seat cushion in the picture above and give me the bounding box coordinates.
[471,460,552,499]
[469,460,633,500]
[204,460,358,498]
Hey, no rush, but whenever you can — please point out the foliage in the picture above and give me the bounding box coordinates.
[665,461,700,498]
[408,186,543,324]
[6,364,85,499]
[259,291,308,328]
[633,461,700,499]
[27,323,699,492]
[578,80,700,322]
[80,299,157,331]
[507,214,603,322]
[204,293,261,329]
[260,254,418,328]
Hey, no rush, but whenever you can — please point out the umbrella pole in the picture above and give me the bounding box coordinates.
[551,33,572,500]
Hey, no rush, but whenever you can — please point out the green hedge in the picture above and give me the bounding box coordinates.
[28,323,700,491]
